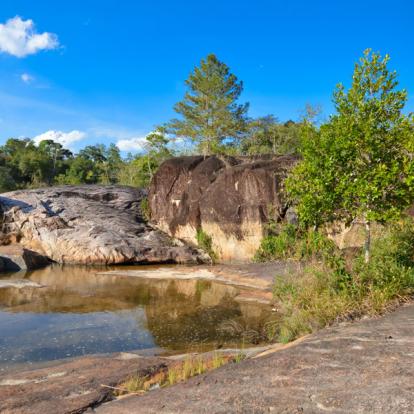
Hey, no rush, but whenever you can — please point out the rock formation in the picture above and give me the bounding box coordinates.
[149,155,298,262]
[0,245,50,271]
[0,185,207,265]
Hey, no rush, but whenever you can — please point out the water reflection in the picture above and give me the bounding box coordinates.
[0,265,275,371]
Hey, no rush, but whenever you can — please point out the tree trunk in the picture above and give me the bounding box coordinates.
[364,219,371,263]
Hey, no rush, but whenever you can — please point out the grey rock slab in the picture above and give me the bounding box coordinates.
[96,302,414,414]
[0,185,207,265]
[0,353,169,414]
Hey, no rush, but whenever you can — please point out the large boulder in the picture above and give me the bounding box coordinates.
[149,155,298,262]
[0,244,50,271]
[0,185,207,265]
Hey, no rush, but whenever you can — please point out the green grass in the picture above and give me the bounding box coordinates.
[267,218,414,343]
[196,228,218,262]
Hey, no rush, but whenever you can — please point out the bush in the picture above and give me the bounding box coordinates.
[255,224,297,260]
[140,197,151,221]
[196,228,217,263]
[271,217,414,343]
[255,224,340,264]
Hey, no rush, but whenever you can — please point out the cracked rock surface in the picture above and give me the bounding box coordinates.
[0,185,207,265]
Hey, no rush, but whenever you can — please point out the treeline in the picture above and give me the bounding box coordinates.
[0,117,300,193]
[0,132,173,192]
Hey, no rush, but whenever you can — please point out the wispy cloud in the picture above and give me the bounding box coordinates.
[21,73,34,84]
[88,126,150,152]
[33,130,86,148]
[0,16,59,58]
[116,136,148,151]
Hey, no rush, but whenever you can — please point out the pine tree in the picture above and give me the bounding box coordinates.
[166,54,249,155]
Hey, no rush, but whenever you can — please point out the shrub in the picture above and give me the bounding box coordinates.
[140,197,151,221]
[255,224,297,260]
[196,228,217,262]
[271,217,414,343]
[255,224,341,265]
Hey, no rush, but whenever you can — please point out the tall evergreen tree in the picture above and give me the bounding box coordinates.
[165,54,249,155]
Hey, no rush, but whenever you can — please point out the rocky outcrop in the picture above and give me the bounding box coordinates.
[97,302,414,414]
[0,353,169,414]
[0,245,50,271]
[149,155,298,262]
[0,185,207,265]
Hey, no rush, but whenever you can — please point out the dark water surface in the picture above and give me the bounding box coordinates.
[0,265,275,373]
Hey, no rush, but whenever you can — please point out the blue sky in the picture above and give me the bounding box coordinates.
[0,0,412,152]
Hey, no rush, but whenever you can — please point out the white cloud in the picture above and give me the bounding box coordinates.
[33,130,86,148]
[21,72,34,83]
[0,16,59,58]
[116,136,147,152]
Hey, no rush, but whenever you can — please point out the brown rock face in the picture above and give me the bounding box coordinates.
[149,155,298,262]
[0,185,207,265]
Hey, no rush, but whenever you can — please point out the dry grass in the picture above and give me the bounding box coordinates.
[116,351,237,396]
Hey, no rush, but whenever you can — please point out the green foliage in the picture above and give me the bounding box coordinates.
[165,54,249,155]
[0,131,172,191]
[140,197,151,221]
[287,50,414,236]
[272,218,414,343]
[255,224,297,260]
[0,166,16,193]
[0,138,74,190]
[196,228,217,262]
[241,116,301,155]
[255,224,341,266]
[117,131,172,187]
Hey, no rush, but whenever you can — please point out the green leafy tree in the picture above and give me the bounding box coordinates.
[287,49,414,262]
[100,144,123,184]
[117,131,172,187]
[241,115,301,155]
[37,140,73,184]
[165,54,249,155]
[1,138,59,187]
[0,166,16,192]
[56,155,98,185]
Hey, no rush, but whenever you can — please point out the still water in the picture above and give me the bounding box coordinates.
[0,265,275,372]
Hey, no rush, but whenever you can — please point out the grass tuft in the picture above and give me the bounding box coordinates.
[116,352,236,396]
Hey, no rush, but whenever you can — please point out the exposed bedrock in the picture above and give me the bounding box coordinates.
[0,245,50,271]
[0,185,207,265]
[149,155,299,262]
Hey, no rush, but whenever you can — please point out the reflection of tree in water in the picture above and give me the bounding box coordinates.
[1,267,277,352]
[143,280,274,350]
